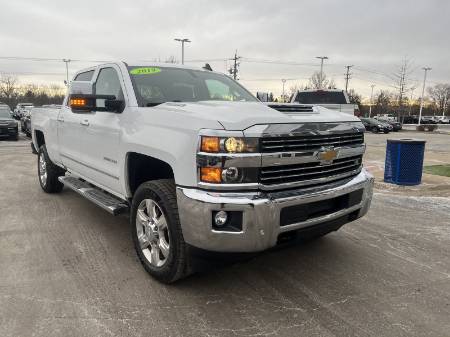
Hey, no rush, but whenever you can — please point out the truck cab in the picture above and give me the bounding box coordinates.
[32,62,374,283]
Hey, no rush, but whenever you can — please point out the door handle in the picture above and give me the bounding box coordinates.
[80,119,89,126]
[57,117,64,122]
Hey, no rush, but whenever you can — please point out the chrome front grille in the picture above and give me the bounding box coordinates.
[260,132,364,153]
[260,155,363,186]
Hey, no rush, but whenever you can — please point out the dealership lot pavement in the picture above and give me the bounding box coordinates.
[0,132,449,337]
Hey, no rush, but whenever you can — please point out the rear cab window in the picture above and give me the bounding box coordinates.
[294,91,348,104]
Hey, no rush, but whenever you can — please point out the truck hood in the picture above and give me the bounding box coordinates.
[152,101,360,130]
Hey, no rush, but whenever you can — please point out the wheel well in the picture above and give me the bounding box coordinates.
[35,130,45,148]
[127,153,174,196]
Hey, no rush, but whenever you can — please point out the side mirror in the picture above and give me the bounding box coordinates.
[69,94,116,113]
[104,99,124,113]
[69,81,124,113]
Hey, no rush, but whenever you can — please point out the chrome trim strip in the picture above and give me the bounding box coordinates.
[197,152,261,168]
[261,145,365,167]
[243,121,365,138]
[60,153,119,180]
[197,167,362,191]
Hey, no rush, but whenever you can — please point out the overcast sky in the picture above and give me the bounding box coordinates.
[0,0,449,99]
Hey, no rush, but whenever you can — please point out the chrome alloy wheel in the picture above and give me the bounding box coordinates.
[39,153,47,187]
[136,198,170,267]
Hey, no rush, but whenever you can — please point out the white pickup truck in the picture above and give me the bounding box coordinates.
[291,89,361,116]
[32,62,373,283]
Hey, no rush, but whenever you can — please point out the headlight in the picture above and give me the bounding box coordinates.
[200,136,258,153]
[377,124,382,128]
[9,121,17,127]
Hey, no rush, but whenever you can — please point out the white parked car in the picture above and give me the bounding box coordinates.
[432,116,449,124]
[32,62,374,283]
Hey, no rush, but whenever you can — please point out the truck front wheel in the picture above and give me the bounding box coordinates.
[131,179,190,283]
[38,145,65,193]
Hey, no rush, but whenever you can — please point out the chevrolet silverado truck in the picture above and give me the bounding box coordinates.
[32,62,374,283]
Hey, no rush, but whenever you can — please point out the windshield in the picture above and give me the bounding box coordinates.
[0,108,11,118]
[294,91,348,104]
[127,66,257,106]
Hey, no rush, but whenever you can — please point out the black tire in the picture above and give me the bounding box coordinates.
[38,145,65,193]
[131,179,191,283]
[371,126,378,133]
[11,134,19,141]
[383,130,389,134]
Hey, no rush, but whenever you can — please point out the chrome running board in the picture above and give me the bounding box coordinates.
[58,176,129,215]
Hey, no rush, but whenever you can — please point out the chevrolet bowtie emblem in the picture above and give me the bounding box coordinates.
[317,147,338,164]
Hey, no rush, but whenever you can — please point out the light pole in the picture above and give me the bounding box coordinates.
[62,59,71,85]
[174,38,191,65]
[281,79,287,102]
[418,67,431,125]
[316,56,328,89]
[409,88,415,116]
[369,84,375,117]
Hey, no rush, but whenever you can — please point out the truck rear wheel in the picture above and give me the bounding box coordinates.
[38,145,65,193]
[131,179,190,283]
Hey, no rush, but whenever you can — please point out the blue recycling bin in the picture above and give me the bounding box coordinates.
[384,139,426,185]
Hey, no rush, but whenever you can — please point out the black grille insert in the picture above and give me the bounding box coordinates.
[261,132,364,153]
[280,189,364,226]
[260,155,362,186]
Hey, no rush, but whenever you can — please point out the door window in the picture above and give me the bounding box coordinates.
[95,68,123,108]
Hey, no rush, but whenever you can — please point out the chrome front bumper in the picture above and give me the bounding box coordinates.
[176,168,374,253]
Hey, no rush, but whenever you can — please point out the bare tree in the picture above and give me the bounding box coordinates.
[375,90,392,115]
[347,89,361,105]
[427,83,450,115]
[165,56,178,64]
[308,71,336,90]
[0,74,19,99]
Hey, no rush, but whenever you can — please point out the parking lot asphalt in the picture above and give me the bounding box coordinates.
[0,132,449,337]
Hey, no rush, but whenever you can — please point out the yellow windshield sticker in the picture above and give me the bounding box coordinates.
[130,67,161,75]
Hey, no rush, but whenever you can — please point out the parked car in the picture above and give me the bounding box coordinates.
[374,114,396,122]
[21,109,33,137]
[360,118,393,133]
[421,116,437,124]
[0,106,19,140]
[433,116,449,124]
[377,119,402,131]
[13,103,34,120]
[32,62,374,283]
[20,107,33,133]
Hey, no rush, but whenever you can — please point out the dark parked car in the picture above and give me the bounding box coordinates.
[381,120,402,131]
[22,110,32,137]
[360,118,393,133]
[0,106,19,140]
[421,116,437,124]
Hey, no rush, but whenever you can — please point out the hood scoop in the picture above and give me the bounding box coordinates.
[267,104,318,116]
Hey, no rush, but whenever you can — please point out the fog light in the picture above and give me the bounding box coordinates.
[222,167,241,183]
[214,211,228,227]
